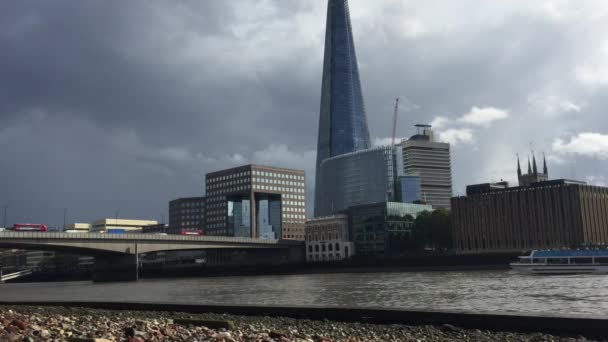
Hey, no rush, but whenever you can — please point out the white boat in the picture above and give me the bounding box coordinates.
[510,249,608,274]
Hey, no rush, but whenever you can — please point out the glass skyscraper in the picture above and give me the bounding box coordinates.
[314,0,371,217]
[316,146,396,217]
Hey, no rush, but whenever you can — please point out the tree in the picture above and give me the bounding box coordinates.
[412,209,452,251]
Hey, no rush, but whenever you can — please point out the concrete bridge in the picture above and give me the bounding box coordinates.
[0,232,304,281]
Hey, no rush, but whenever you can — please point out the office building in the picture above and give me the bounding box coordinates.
[397,125,452,209]
[452,161,608,252]
[63,223,91,233]
[205,164,306,240]
[397,175,422,203]
[316,146,396,217]
[349,201,432,256]
[169,197,206,232]
[90,219,158,233]
[314,0,372,217]
[305,214,354,262]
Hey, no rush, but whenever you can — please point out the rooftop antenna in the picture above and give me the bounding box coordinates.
[391,98,400,145]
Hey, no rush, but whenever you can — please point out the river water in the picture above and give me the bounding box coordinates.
[1,270,607,316]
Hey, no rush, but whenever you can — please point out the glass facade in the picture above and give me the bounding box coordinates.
[316,146,395,217]
[257,196,282,240]
[228,199,251,237]
[315,0,371,217]
[349,202,433,256]
[398,175,422,203]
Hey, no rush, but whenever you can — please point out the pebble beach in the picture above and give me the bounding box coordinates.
[0,306,598,342]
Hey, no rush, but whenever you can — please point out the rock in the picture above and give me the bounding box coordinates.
[40,329,50,337]
[5,325,20,334]
[173,319,236,330]
[68,339,113,342]
[124,327,135,337]
[440,324,461,333]
[269,331,289,338]
[10,319,28,330]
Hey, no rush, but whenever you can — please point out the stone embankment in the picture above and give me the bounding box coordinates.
[0,306,597,341]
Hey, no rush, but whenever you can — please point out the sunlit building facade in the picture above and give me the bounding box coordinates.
[205,164,306,240]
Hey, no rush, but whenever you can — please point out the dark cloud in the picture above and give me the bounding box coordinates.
[1,0,607,226]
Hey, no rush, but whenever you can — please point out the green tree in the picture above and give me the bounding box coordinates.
[412,209,452,251]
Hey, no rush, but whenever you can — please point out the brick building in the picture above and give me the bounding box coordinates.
[452,179,608,253]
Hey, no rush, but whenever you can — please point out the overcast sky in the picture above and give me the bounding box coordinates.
[2,0,608,227]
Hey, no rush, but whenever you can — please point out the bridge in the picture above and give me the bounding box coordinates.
[0,232,304,281]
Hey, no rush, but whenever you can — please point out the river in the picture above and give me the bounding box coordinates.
[1,270,607,316]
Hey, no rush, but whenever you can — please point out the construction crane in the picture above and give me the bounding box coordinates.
[391,98,400,145]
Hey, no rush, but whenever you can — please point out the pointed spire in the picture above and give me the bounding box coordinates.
[517,154,522,178]
[527,156,532,174]
[532,153,538,175]
[543,152,548,175]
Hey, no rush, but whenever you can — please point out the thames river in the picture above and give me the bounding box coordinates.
[1,270,607,316]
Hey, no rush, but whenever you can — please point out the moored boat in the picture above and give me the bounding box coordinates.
[510,249,608,274]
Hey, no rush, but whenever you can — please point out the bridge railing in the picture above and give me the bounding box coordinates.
[0,232,302,245]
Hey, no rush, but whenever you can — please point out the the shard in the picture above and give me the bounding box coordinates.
[314,0,371,216]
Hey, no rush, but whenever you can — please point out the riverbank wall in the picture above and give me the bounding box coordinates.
[6,252,519,283]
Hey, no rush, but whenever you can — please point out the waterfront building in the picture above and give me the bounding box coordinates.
[90,219,158,233]
[305,214,354,262]
[452,170,608,252]
[397,125,452,209]
[63,223,91,233]
[205,164,306,240]
[348,202,432,256]
[397,175,422,203]
[169,197,206,232]
[316,146,396,217]
[314,0,372,217]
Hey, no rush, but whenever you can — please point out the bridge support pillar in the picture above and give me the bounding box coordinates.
[92,254,138,282]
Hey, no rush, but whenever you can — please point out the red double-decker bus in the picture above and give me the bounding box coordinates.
[12,223,48,232]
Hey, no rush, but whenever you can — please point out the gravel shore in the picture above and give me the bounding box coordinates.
[0,306,598,342]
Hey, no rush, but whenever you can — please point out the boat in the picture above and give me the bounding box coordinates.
[510,249,608,274]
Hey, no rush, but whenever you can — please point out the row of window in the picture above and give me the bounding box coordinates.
[252,170,304,180]
[207,171,251,183]
[181,215,203,220]
[285,194,305,200]
[307,242,342,253]
[208,185,251,195]
[306,232,344,241]
[253,178,304,187]
[252,185,305,193]
[284,214,305,219]
[180,208,203,214]
[282,200,305,207]
[208,178,250,189]
[207,223,225,229]
[179,202,205,208]
[284,207,305,213]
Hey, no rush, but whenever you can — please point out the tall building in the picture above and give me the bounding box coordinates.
[518,153,549,186]
[397,124,452,209]
[169,197,206,232]
[315,146,396,217]
[314,0,371,217]
[205,164,306,240]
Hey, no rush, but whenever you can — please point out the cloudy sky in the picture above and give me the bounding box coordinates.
[1,0,608,226]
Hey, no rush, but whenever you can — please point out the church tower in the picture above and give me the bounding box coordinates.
[518,152,549,186]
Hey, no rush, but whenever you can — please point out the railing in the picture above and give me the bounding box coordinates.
[0,231,302,245]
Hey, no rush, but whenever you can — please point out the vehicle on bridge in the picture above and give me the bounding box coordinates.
[180,229,205,236]
[12,223,48,232]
